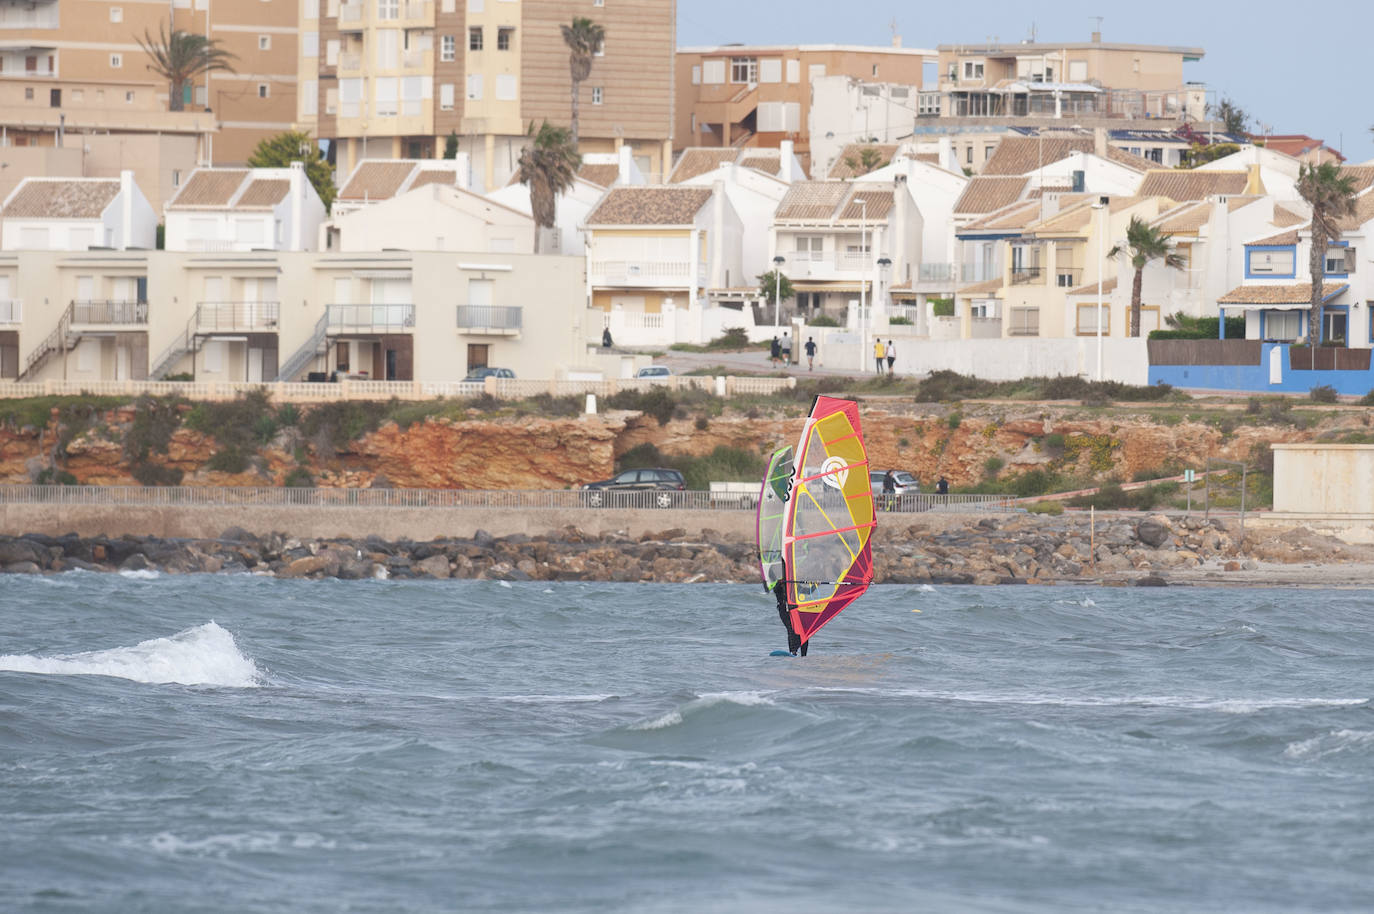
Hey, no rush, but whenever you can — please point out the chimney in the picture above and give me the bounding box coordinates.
[617,144,633,185]
[119,169,134,250]
[779,139,796,183]
[1093,127,1108,159]
[289,160,305,251]
[892,33,902,48]
[1091,31,1101,43]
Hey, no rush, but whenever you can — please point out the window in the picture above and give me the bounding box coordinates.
[702,59,725,84]
[301,80,317,115]
[594,0,603,5]
[441,35,455,61]
[259,35,271,50]
[466,73,482,99]
[1323,308,1347,343]
[377,0,398,18]
[375,77,397,115]
[72,89,83,102]
[498,27,513,50]
[110,6,122,21]
[1009,307,1039,336]
[966,146,973,164]
[303,31,319,57]
[110,53,122,68]
[759,58,781,83]
[496,74,516,100]
[1248,248,1295,276]
[439,82,454,110]
[1326,246,1354,275]
[258,84,269,98]
[469,27,483,51]
[1076,303,1109,335]
[730,56,757,84]
[125,90,135,103]
[468,0,482,9]
[172,169,181,187]
[1068,60,1087,81]
[786,59,800,83]
[691,65,700,85]
[1266,310,1301,340]
[591,86,602,105]
[23,87,33,100]
[794,236,823,262]
[962,60,984,79]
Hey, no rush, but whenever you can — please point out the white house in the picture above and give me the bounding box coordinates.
[330,157,472,217]
[808,76,921,178]
[328,182,535,254]
[163,163,326,252]
[1,171,155,251]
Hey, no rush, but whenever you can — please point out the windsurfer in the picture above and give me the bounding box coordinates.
[774,559,808,656]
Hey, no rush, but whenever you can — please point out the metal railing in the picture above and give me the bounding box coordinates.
[0,485,1016,513]
[456,305,522,332]
[327,303,415,333]
[1009,266,1045,286]
[197,301,281,331]
[276,312,329,381]
[71,300,148,324]
[917,262,955,282]
[961,261,1000,283]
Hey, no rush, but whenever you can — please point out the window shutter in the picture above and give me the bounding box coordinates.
[1346,248,1357,272]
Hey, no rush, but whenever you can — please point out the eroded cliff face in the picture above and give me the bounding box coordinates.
[0,400,1363,489]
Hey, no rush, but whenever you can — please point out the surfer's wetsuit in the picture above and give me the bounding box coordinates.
[774,566,808,656]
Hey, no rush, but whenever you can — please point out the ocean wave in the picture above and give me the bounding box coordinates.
[149,830,336,857]
[0,621,261,687]
[806,687,1368,713]
[118,569,160,580]
[1284,729,1374,761]
[629,691,777,731]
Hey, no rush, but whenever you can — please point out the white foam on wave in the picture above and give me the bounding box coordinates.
[150,830,336,856]
[0,621,261,687]
[629,691,775,731]
[917,584,937,593]
[1054,597,1097,607]
[118,569,160,580]
[498,693,616,704]
[806,686,1368,713]
[1284,729,1374,761]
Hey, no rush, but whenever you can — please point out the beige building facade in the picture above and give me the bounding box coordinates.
[0,0,297,168]
[675,44,932,173]
[300,0,675,191]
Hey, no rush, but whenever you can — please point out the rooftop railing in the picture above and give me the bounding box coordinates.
[71,299,148,324]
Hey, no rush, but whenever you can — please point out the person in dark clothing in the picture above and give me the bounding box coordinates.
[602,327,613,348]
[882,469,897,511]
[936,476,949,495]
[773,560,807,656]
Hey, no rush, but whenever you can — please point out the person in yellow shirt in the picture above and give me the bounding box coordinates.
[873,338,886,374]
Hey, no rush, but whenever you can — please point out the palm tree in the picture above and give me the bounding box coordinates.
[1108,215,1185,337]
[516,121,580,254]
[560,17,604,147]
[1297,161,1358,353]
[137,22,237,112]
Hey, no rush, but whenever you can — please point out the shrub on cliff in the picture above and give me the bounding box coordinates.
[300,399,393,454]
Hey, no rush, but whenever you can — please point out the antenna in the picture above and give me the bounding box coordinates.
[888,17,898,42]
[1091,15,1104,33]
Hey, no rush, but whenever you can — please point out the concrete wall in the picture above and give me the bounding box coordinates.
[1273,444,1374,515]
[1149,343,1374,395]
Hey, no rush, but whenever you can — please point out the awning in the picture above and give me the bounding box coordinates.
[791,281,869,293]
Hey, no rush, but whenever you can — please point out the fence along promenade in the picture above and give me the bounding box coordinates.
[0,485,1015,513]
[0,375,797,402]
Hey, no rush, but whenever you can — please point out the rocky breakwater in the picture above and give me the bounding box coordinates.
[3,514,1372,585]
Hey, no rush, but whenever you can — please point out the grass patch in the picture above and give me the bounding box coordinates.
[668,328,751,352]
[913,370,1177,404]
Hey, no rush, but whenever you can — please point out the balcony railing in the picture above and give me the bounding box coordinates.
[590,260,696,286]
[71,300,147,324]
[961,261,999,283]
[0,299,20,324]
[1010,266,1045,286]
[196,301,280,332]
[327,303,415,333]
[401,0,432,21]
[456,305,522,333]
[338,52,361,71]
[917,262,954,282]
[833,251,870,272]
[401,49,426,69]
[339,2,362,22]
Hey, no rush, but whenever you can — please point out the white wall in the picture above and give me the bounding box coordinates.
[808,75,918,179]
[331,184,535,253]
[678,164,787,282]
[486,177,602,256]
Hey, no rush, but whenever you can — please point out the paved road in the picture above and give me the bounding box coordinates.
[652,347,917,380]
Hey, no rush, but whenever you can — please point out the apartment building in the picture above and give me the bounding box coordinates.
[299,0,675,193]
[674,43,933,173]
[0,0,297,169]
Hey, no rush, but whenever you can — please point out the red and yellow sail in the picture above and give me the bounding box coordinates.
[779,396,875,643]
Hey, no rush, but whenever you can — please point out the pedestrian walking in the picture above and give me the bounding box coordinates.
[886,340,896,376]
[804,336,817,370]
[769,336,781,366]
[873,338,886,375]
[780,332,792,367]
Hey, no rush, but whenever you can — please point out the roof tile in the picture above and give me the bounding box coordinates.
[235,178,290,209]
[338,161,418,201]
[4,178,121,219]
[1137,169,1249,201]
[1218,281,1347,304]
[775,182,851,221]
[827,143,898,179]
[586,186,713,225]
[167,169,250,208]
[954,176,1029,215]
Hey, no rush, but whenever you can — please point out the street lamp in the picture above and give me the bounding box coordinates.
[876,256,892,332]
[1092,195,1109,381]
[772,254,785,328]
[858,197,868,371]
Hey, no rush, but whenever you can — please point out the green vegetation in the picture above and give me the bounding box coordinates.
[669,327,751,352]
[888,316,912,325]
[1148,312,1246,339]
[1026,500,1063,515]
[246,130,336,211]
[806,314,840,327]
[914,370,1176,404]
[1309,384,1338,403]
[1067,481,1179,511]
[929,297,955,317]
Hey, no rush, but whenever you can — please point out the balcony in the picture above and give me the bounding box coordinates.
[590,260,701,288]
[338,52,362,72]
[196,301,280,332]
[0,299,20,324]
[456,305,522,335]
[400,0,433,24]
[917,262,955,282]
[1010,266,1045,286]
[338,2,363,25]
[833,251,870,272]
[401,48,429,69]
[960,261,999,283]
[71,300,147,325]
[327,303,415,333]
[0,2,59,29]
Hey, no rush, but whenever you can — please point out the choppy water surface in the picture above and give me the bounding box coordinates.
[2,574,1372,913]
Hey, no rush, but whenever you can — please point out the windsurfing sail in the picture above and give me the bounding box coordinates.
[755,395,876,644]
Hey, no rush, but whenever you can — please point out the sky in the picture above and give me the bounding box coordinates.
[676,0,1374,164]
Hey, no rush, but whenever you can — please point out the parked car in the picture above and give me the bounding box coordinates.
[582,467,687,508]
[464,367,515,380]
[635,365,672,378]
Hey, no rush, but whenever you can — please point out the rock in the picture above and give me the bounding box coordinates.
[473,529,495,547]
[120,553,152,571]
[0,539,45,566]
[2,561,41,574]
[279,555,331,578]
[1135,518,1171,548]
[221,526,256,543]
[415,554,451,579]
[1135,575,1169,587]
[1224,560,1242,572]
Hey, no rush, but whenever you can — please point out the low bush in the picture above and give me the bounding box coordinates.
[1309,385,1338,403]
[1027,500,1063,515]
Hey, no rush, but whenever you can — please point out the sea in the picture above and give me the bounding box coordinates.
[2,573,1372,914]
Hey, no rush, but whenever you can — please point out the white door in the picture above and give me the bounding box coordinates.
[203,276,224,327]
[241,277,258,327]
[115,344,130,380]
[76,275,94,302]
[247,347,264,382]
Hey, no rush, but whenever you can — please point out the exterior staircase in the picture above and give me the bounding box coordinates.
[148,311,201,380]
[17,304,74,381]
[274,312,329,381]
